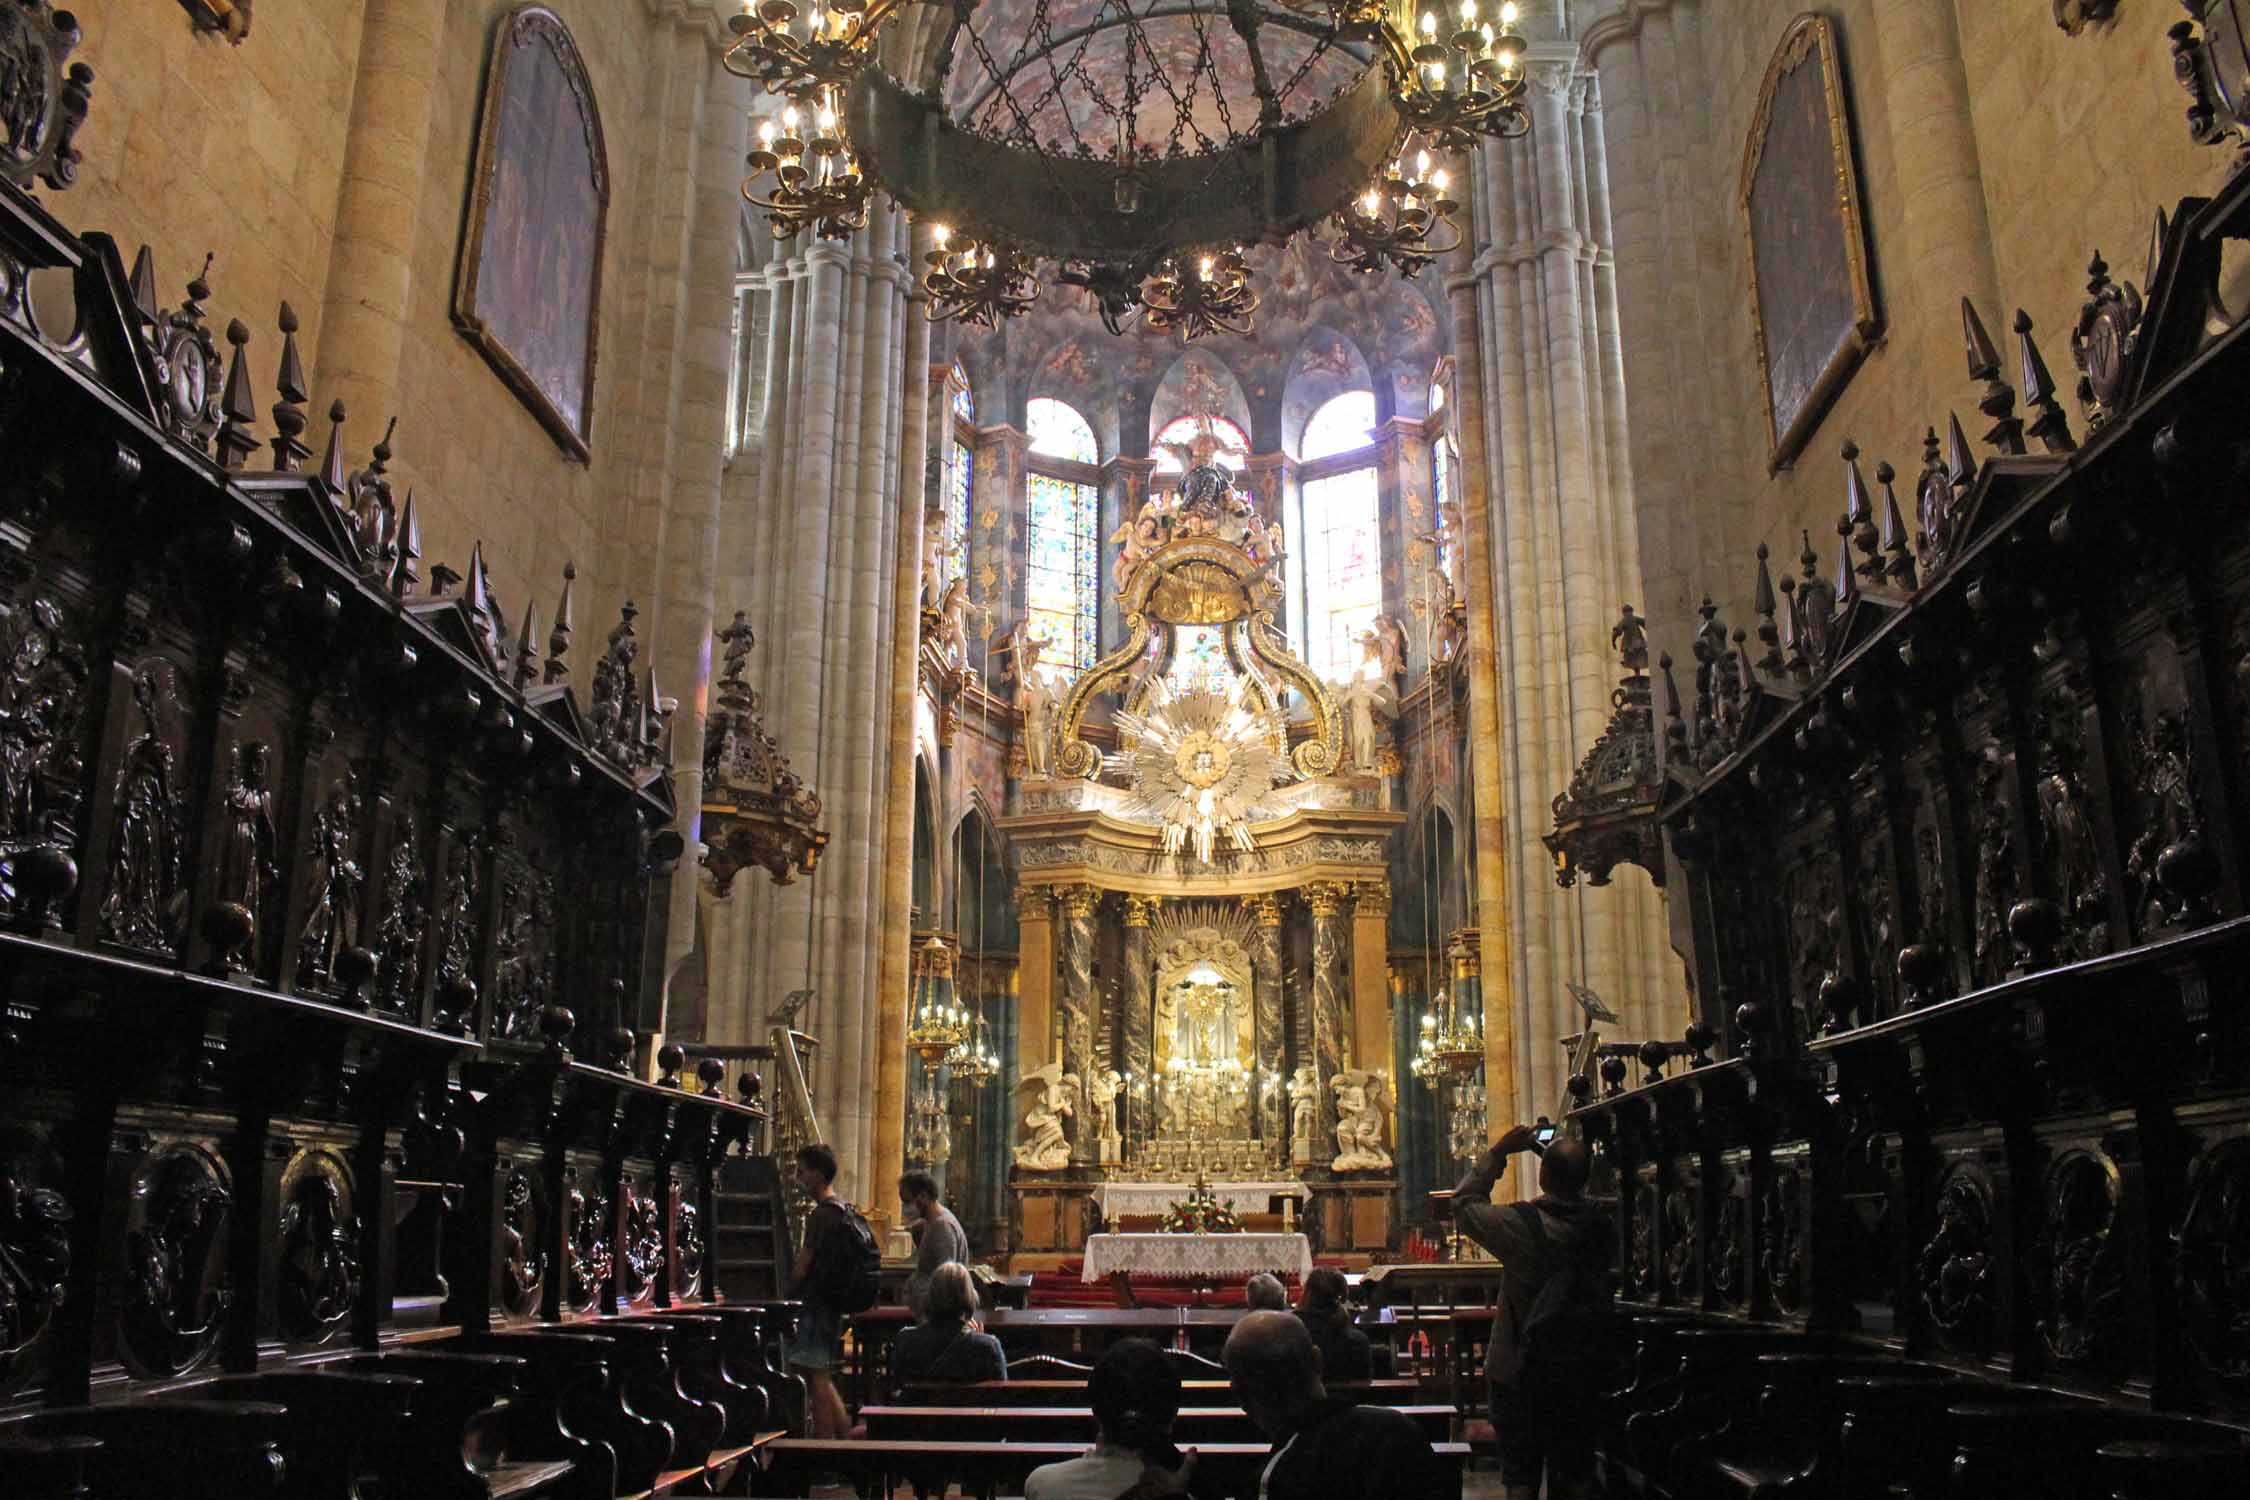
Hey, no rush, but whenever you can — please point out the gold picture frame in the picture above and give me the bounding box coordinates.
[452,5,608,463]
[1740,14,1881,473]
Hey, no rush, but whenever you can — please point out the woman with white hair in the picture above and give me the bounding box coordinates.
[892,1261,1007,1384]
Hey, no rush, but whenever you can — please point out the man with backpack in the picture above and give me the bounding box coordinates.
[787,1142,880,1438]
[1454,1123,1616,1500]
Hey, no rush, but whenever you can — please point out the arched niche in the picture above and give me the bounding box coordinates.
[1028,334,1122,458]
[950,804,1018,955]
[912,758,938,925]
[1148,350,1253,447]
[1281,327,1375,456]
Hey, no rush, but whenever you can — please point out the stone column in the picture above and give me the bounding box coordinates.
[1058,883,1099,1161]
[1015,885,1056,1081]
[1446,228,1522,1192]
[871,224,936,1206]
[1306,881,1351,1155]
[312,0,448,426]
[1122,895,1156,1154]
[1252,893,1286,1144]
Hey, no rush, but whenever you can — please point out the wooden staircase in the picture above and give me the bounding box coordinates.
[713,1153,792,1301]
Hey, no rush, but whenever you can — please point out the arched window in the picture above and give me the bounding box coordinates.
[1151,414,1249,477]
[943,369,975,590]
[1301,390,1377,460]
[1293,390,1382,682]
[1025,398,1101,672]
[1028,397,1098,463]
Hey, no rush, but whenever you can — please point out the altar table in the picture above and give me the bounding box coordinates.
[1096,1180,1308,1222]
[1081,1231,1314,1285]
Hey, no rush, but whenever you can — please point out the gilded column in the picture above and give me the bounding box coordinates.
[312,0,448,423]
[1015,884,1056,1080]
[1306,881,1351,1155]
[1059,883,1100,1162]
[1122,895,1156,1154]
[1350,880,1393,1083]
[871,223,936,1205]
[1252,893,1286,1144]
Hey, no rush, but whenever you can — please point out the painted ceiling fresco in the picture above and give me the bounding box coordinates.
[937,2,1372,152]
[951,231,1448,456]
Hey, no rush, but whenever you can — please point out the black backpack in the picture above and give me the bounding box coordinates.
[810,1199,882,1313]
[1514,1203,1617,1367]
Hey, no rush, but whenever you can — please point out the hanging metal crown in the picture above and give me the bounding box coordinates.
[725,0,1531,333]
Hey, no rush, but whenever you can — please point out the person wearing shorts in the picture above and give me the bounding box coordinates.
[787,1142,852,1438]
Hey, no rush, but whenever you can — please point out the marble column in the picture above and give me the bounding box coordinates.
[1015,885,1056,1082]
[1349,879,1392,1080]
[1252,893,1286,1144]
[1122,895,1156,1154]
[1307,881,1351,1155]
[312,0,447,427]
[1059,883,1099,1162]
[871,224,936,1206]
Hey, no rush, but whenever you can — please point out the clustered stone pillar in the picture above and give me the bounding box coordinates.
[1252,893,1286,1143]
[311,0,448,429]
[1306,881,1351,1156]
[1122,895,1156,1154]
[1059,884,1099,1162]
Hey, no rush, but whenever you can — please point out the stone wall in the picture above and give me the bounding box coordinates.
[1582,0,2220,665]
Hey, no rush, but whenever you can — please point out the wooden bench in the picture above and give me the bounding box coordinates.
[178,1371,419,1500]
[860,1402,1459,1447]
[897,1375,1427,1407]
[754,1437,1474,1498]
[331,1349,578,1500]
[24,1400,288,1500]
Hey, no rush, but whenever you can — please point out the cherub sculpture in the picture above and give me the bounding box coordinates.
[1014,1062,1079,1171]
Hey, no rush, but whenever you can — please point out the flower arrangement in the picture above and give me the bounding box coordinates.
[1159,1174,1241,1235]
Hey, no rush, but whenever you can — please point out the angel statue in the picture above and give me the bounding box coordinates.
[1287,1063,1322,1164]
[1330,1069,1393,1171]
[1010,629,1059,777]
[1364,616,1408,682]
[1336,671,1396,772]
[1088,1067,1123,1160]
[1013,1062,1078,1171]
[930,577,975,671]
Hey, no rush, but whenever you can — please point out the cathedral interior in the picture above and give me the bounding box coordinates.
[4,0,2250,1494]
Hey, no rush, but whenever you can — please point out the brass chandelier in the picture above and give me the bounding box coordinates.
[726,0,1532,334]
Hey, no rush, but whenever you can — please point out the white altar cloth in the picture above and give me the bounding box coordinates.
[1097,1180,1308,1222]
[1082,1232,1314,1284]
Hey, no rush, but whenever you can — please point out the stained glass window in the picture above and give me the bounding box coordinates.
[944,436,972,587]
[1151,414,1249,475]
[1028,398,1097,464]
[1163,625,1232,696]
[952,363,974,423]
[1299,465,1383,682]
[1026,470,1100,671]
[1302,390,1377,460]
[1431,431,1453,581]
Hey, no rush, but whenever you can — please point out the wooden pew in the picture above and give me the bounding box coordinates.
[529,1320,725,1477]
[0,1433,101,1500]
[334,1349,578,1500]
[754,1437,1475,1499]
[686,1303,806,1435]
[1946,1398,2250,1500]
[897,1375,1427,1407]
[25,1400,288,1500]
[629,1309,774,1442]
[860,1402,1459,1448]
[438,1331,629,1499]
[178,1371,419,1500]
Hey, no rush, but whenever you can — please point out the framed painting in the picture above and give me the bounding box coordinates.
[1740,14,1881,472]
[453,5,608,462]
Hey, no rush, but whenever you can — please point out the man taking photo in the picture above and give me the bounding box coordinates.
[1454,1122,1616,1500]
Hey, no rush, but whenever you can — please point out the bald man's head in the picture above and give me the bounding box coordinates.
[1541,1135,1592,1197]
[1224,1310,1323,1436]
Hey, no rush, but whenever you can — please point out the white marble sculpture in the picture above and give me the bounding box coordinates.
[1330,1068,1393,1171]
[1013,631,1057,777]
[934,577,973,670]
[1288,1063,1321,1166]
[1014,1062,1079,1171]
[1336,671,1395,772]
[1088,1067,1123,1164]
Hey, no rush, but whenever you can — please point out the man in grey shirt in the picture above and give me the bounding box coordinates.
[899,1170,969,1316]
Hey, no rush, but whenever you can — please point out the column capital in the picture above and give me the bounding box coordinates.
[1016,884,1054,921]
[1123,893,1155,927]
[1252,892,1286,927]
[1306,880,1351,918]
[1354,879,1391,918]
[1060,882,1101,919]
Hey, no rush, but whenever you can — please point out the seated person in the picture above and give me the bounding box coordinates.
[1243,1272,1289,1311]
[892,1262,1007,1385]
[1223,1310,1443,1500]
[1025,1339,1199,1500]
[1293,1267,1374,1383]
